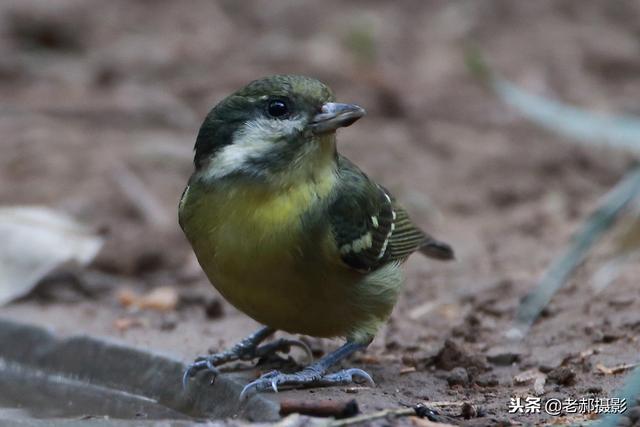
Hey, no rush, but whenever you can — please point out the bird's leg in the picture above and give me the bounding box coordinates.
[240,341,374,399]
[183,326,312,388]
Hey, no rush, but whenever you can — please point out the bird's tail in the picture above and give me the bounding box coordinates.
[419,238,455,261]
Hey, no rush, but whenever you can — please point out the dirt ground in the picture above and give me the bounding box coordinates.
[2,1,640,426]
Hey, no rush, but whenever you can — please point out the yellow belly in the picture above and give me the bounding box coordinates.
[179,179,401,341]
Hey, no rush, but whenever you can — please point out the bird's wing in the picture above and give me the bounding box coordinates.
[328,157,454,272]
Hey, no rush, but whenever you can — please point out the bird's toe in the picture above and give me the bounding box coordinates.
[238,366,374,399]
[182,357,221,389]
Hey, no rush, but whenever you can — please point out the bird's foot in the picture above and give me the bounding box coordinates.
[240,366,374,400]
[182,335,312,388]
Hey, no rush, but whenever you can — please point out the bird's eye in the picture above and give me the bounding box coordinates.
[267,100,289,118]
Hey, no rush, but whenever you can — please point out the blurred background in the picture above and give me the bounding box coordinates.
[1,1,640,425]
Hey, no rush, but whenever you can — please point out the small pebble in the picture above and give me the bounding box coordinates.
[486,347,521,366]
[547,366,576,386]
[205,299,224,319]
[475,374,499,387]
[460,402,477,419]
[447,367,469,387]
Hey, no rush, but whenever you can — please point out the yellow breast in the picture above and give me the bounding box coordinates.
[179,172,353,333]
[180,169,402,342]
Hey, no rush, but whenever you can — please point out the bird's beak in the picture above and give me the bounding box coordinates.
[310,102,366,134]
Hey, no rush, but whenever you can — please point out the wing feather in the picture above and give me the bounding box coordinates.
[328,157,454,272]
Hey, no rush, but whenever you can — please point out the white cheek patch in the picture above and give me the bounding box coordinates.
[200,117,305,180]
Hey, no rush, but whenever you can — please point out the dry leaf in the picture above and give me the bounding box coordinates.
[116,286,179,312]
[138,286,178,311]
[0,206,103,306]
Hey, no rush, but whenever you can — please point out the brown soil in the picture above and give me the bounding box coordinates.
[2,1,640,425]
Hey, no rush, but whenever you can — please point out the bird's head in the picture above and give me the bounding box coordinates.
[193,75,365,183]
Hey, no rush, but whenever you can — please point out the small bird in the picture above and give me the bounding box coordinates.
[179,75,453,398]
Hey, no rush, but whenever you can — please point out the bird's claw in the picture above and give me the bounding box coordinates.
[322,368,375,387]
[182,358,221,389]
[239,367,375,400]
